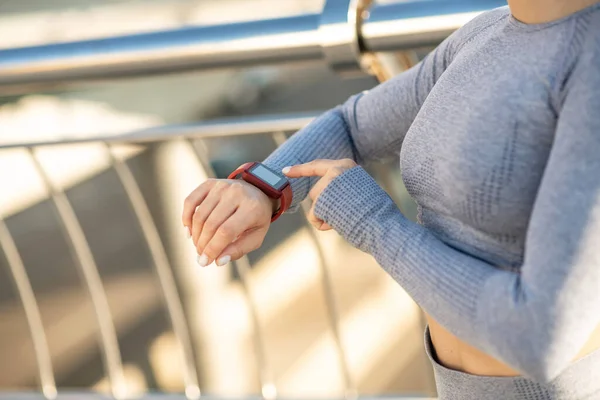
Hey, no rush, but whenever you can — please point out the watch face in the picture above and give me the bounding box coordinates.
[250,163,287,190]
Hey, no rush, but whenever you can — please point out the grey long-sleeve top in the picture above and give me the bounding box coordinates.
[263,5,600,383]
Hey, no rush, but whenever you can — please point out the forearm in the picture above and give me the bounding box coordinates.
[313,166,494,343]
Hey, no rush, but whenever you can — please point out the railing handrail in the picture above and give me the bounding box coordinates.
[0,112,320,150]
[0,394,434,400]
[0,0,506,93]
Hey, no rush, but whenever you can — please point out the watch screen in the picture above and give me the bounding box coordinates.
[252,164,283,187]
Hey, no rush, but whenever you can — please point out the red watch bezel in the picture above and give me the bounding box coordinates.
[228,162,292,222]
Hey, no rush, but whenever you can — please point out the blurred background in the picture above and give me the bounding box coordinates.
[0,0,504,399]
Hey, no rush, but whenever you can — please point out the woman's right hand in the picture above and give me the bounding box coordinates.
[182,179,274,267]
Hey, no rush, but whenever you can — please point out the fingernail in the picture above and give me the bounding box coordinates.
[216,255,231,266]
[184,226,191,239]
[197,254,209,267]
[282,166,291,174]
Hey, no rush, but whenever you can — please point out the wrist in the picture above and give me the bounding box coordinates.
[228,162,292,222]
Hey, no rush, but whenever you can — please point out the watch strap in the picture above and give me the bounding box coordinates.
[270,183,292,222]
[228,162,291,222]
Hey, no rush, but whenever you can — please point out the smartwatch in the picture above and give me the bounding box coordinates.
[228,162,293,222]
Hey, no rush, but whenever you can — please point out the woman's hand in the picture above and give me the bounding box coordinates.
[182,179,273,267]
[283,158,357,231]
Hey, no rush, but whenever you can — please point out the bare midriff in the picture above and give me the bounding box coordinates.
[425,314,600,376]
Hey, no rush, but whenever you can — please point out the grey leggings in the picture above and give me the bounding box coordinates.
[424,327,600,399]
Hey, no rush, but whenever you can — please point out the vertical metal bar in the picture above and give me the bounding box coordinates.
[232,256,277,400]
[27,147,127,399]
[188,140,276,400]
[0,216,57,399]
[105,144,201,399]
[271,132,356,399]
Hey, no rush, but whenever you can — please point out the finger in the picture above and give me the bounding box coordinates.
[320,222,333,231]
[310,199,332,231]
[308,175,333,203]
[196,199,241,262]
[215,226,268,265]
[283,158,355,178]
[204,212,261,265]
[182,179,215,228]
[306,174,338,230]
[182,179,216,230]
[307,202,331,231]
[313,220,333,231]
[191,182,227,244]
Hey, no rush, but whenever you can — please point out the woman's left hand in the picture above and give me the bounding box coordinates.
[283,158,357,231]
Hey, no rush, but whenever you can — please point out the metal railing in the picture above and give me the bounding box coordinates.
[0,395,432,400]
[0,114,331,400]
[0,0,507,399]
[1,112,437,399]
[0,0,506,92]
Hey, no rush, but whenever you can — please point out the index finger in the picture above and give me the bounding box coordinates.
[283,159,342,178]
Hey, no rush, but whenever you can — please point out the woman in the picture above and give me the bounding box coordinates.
[182,0,600,398]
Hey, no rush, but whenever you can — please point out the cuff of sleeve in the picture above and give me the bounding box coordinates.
[313,166,410,250]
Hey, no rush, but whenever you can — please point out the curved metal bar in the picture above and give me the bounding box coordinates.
[0,0,504,91]
[0,112,319,151]
[188,139,276,400]
[105,144,201,399]
[0,14,321,93]
[362,0,506,51]
[232,256,277,400]
[27,148,127,399]
[0,394,436,400]
[0,217,57,399]
[270,132,356,399]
